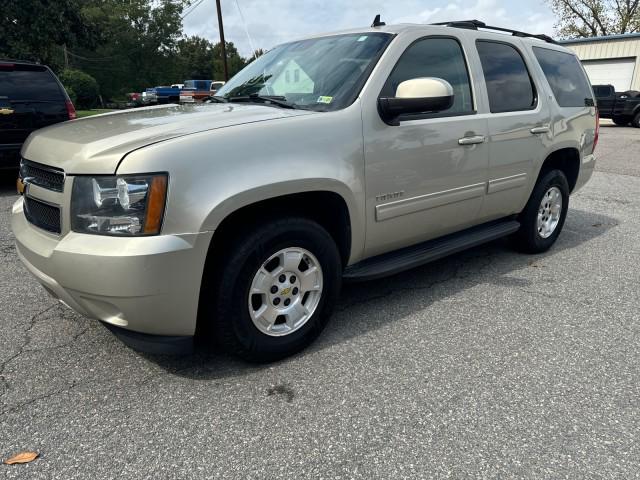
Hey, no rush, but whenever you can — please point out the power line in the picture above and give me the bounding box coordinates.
[234,0,257,59]
[181,0,206,19]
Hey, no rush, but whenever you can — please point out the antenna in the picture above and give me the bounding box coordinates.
[371,14,385,27]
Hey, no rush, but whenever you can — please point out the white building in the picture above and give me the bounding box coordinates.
[560,33,640,91]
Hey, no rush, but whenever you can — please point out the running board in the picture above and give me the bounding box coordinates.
[343,219,520,281]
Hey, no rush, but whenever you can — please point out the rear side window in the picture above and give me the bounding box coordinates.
[0,65,65,102]
[533,47,593,107]
[381,37,474,115]
[476,41,536,113]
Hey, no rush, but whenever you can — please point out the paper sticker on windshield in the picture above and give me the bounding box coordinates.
[357,36,368,42]
[317,96,333,104]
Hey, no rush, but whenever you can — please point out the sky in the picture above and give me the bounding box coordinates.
[182,0,559,57]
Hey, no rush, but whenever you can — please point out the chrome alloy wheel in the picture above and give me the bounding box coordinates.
[248,247,323,337]
[537,186,563,239]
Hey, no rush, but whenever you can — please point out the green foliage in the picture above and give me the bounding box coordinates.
[0,0,93,70]
[59,69,100,109]
[0,0,252,100]
[548,0,640,37]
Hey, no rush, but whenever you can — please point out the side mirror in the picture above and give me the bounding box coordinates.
[378,77,455,125]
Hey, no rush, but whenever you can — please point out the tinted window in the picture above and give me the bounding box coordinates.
[381,37,474,115]
[476,41,535,113]
[533,47,593,107]
[0,65,64,102]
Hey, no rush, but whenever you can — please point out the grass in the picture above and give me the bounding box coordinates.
[76,109,115,118]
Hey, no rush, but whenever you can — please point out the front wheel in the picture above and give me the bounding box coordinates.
[511,169,570,254]
[206,217,342,362]
[632,112,640,128]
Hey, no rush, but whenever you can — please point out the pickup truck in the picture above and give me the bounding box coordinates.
[141,85,183,105]
[592,84,640,127]
[179,80,225,103]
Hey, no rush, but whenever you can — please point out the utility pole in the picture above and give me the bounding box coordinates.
[215,0,229,81]
[63,44,69,69]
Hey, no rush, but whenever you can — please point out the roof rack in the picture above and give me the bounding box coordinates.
[431,19,557,44]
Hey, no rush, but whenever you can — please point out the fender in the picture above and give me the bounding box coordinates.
[202,178,366,264]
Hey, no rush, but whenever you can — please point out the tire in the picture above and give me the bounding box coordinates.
[205,217,342,362]
[511,169,570,254]
[632,112,640,128]
[612,116,629,126]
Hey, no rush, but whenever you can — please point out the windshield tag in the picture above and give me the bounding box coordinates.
[357,36,368,42]
[317,96,333,104]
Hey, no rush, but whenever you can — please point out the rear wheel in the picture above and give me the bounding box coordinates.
[205,217,342,362]
[632,112,640,128]
[612,116,629,126]
[511,169,569,254]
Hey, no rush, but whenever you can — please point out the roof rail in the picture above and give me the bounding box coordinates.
[0,58,40,65]
[431,19,557,44]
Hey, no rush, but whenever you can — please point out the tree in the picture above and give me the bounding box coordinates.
[73,0,191,98]
[176,36,216,79]
[212,41,247,80]
[548,0,640,37]
[0,0,93,69]
[59,69,100,108]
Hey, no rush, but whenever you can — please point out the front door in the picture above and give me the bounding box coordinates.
[362,36,489,257]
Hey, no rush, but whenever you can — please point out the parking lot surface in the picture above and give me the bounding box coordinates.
[1,123,639,479]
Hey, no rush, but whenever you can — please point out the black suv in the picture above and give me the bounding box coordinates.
[0,60,76,169]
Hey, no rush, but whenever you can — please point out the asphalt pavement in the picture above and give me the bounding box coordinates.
[1,122,639,479]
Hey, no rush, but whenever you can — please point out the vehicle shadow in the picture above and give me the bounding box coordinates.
[0,170,18,197]
[142,207,618,379]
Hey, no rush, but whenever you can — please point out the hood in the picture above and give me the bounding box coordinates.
[21,103,314,174]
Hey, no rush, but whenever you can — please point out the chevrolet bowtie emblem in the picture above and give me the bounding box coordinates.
[0,108,14,115]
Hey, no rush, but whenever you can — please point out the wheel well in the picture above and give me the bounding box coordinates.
[539,148,580,192]
[208,191,352,267]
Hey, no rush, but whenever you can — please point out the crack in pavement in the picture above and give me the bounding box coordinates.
[0,303,59,403]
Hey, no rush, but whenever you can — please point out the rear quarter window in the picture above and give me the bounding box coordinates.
[533,47,593,107]
[0,65,65,102]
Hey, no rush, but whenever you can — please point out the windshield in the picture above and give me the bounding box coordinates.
[216,32,392,111]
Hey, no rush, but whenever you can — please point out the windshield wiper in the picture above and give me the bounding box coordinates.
[227,94,297,109]
[204,96,228,103]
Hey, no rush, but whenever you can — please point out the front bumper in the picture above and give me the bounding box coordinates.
[12,197,213,338]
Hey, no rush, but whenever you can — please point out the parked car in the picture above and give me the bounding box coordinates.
[152,85,184,104]
[140,88,158,105]
[12,20,597,361]
[127,92,143,107]
[0,60,75,169]
[179,80,225,103]
[592,84,640,127]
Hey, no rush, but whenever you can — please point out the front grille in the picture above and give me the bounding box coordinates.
[20,160,65,192]
[24,196,61,234]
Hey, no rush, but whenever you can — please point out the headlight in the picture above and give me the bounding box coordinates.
[71,174,168,236]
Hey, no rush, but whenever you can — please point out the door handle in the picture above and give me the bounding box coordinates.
[530,125,550,134]
[458,135,485,145]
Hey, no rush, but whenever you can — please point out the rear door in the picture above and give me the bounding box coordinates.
[592,85,616,114]
[472,38,552,221]
[0,63,68,148]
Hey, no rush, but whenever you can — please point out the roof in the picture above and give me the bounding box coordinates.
[559,32,640,44]
[301,23,560,46]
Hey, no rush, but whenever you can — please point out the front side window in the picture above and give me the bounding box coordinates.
[476,41,536,113]
[380,37,474,116]
[533,47,593,107]
[216,33,392,111]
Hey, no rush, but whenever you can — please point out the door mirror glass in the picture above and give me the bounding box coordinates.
[378,77,454,125]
